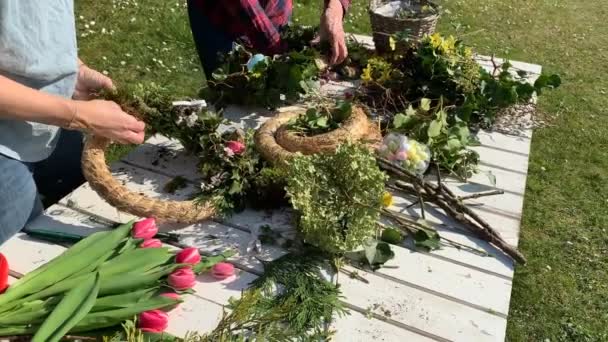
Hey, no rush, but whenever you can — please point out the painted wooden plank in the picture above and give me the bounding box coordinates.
[0,234,66,274]
[332,309,436,342]
[338,269,507,342]
[167,295,225,337]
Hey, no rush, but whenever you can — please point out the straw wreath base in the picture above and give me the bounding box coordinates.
[255,106,382,164]
[81,135,215,224]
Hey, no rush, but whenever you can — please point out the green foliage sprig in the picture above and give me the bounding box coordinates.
[286,143,388,253]
[201,34,322,109]
[287,101,353,136]
[201,253,347,341]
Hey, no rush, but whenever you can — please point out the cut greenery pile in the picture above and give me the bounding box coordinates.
[202,26,560,177]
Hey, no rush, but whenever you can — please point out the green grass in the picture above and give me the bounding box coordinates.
[76,0,608,340]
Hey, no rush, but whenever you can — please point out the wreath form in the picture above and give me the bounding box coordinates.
[255,106,382,164]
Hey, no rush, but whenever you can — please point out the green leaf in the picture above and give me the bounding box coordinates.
[381,228,404,245]
[447,138,462,151]
[0,297,60,325]
[405,105,417,117]
[420,98,432,112]
[0,221,133,308]
[316,116,328,128]
[413,230,441,251]
[363,239,378,266]
[373,242,395,266]
[228,180,243,195]
[33,273,101,342]
[393,113,409,129]
[70,296,179,333]
[361,239,395,269]
[92,288,159,312]
[99,247,173,276]
[427,119,444,138]
[212,70,228,81]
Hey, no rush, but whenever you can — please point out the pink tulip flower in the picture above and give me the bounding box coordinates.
[140,239,163,248]
[159,292,181,311]
[168,267,196,291]
[175,247,201,265]
[138,310,169,333]
[132,218,158,239]
[225,141,246,155]
[212,262,235,280]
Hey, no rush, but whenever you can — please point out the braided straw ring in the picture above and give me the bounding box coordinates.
[255,106,382,164]
[81,135,216,223]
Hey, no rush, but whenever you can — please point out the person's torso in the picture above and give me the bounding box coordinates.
[197,0,293,35]
[0,0,78,162]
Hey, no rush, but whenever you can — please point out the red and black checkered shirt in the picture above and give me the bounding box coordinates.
[190,0,351,54]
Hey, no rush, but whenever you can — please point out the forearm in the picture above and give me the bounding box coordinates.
[325,0,350,13]
[0,75,74,128]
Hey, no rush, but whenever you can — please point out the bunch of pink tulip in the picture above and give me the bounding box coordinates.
[132,218,236,334]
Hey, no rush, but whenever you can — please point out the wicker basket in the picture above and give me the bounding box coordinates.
[255,106,381,165]
[369,0,440,53]
[81,135,216,224]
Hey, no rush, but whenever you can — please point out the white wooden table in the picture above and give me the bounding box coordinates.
[0,37,542,341]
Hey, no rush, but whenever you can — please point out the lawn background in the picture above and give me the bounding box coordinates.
[75,0,608,340]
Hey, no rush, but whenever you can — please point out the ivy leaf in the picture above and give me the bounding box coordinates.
[316,116,328,128]
[427,119,443,138]
[212,69,228,81]
[363,240,395,269]
[420,98,432,112]
[405,105,417,117]
[363,239,378,266]
[228,180,243,195]
[413,229,441,251]
[501,61,512,72]
[393,113,410,129]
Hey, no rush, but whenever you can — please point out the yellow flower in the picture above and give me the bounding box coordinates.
[440,35,456,54]
[361,64,373,83]
[464,47,473,58]
[381,192,394,207]
[429,33,443,49]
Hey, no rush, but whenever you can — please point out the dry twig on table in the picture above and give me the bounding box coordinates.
[376,158,526,264]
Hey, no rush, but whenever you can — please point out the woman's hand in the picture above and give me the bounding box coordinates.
[73,62,114,100]
[69,100,146,145]
[318,0,348,65]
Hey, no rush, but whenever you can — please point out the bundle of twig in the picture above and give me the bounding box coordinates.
[376,158,526,264]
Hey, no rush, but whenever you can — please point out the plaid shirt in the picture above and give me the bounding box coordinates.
[191,0,351,54]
